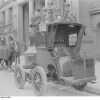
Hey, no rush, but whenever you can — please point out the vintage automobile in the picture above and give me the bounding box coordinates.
[14,22,96,96]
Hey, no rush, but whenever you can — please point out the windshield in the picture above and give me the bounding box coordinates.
[54,24,81,47]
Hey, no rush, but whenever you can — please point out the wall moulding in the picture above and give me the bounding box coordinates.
[0,0,15,9]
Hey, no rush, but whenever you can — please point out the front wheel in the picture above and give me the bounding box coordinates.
[31,66,47,96]
[73,83,87,90]
[14,66,25,89]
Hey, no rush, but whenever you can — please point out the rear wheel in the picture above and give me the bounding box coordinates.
[73,83,87,90]
[14,66,25,89]
[31,66,47,96]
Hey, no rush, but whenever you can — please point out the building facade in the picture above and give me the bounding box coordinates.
[0,0,79,41]
[90,0,100,59]
[0,0,96,58]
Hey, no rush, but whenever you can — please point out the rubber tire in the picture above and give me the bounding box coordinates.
[73,83,87,91]
[31,66,47,96]
[14,66,25,89]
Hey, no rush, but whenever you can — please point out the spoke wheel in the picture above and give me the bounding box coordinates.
[73,83,87,90]
[14,66,25,89]
[31,66,47,96]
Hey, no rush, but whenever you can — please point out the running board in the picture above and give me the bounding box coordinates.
[60,76,96,85]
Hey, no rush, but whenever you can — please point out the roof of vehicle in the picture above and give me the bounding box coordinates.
[48,22,85,27]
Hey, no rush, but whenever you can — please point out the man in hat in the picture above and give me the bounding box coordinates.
[62,3,77,23]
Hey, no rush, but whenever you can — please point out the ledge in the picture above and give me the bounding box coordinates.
[89,7,100,15]
[82,37,95,43]
[0,0,15,9]
[82,40,94,43]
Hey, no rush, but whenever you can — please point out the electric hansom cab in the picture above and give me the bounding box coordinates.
[14,22,96,96]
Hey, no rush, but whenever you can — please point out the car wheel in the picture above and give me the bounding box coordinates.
[31,66,47,96]
[14,66,25,89]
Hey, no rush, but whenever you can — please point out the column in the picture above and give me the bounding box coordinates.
[16,5,23,42]
[53,0,60,9]
[29,0,34,36]
[96,27,100,59]
[13,4,18,40]
[60,0,64,16]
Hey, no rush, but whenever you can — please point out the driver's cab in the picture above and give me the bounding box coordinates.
[47,23,84,59]
[54,31,78,57]
[46,23,85,77]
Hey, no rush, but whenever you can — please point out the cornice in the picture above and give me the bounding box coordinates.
[89,7,100,15]
[0,0,16,9]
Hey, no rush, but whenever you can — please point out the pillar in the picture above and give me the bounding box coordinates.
[16,5,23,42]
[29,0,34,36]
[5,9,9,26]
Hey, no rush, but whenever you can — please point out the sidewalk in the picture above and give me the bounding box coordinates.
[84,61,100,95]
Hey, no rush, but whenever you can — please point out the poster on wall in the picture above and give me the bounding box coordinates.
[69,33,77,45]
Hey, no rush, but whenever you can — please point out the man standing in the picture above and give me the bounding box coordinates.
[62,3,77,23]
[8,36,15,72]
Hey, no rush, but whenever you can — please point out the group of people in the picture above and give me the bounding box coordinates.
[31,1,77,35]
[0,35,20,72]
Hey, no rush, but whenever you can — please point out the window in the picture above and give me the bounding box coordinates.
[34,0,45,10]
[2,0,4,4]
[64,0,66,3]
[9,7,13,24]
[40,0,45,8]
[2,11,5,28]
[65,0,71,4]
[63,0,71,10]
[54,24,80,47]
[1,0,9,5]
[8,7,13,32]
[35,32,46,47]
